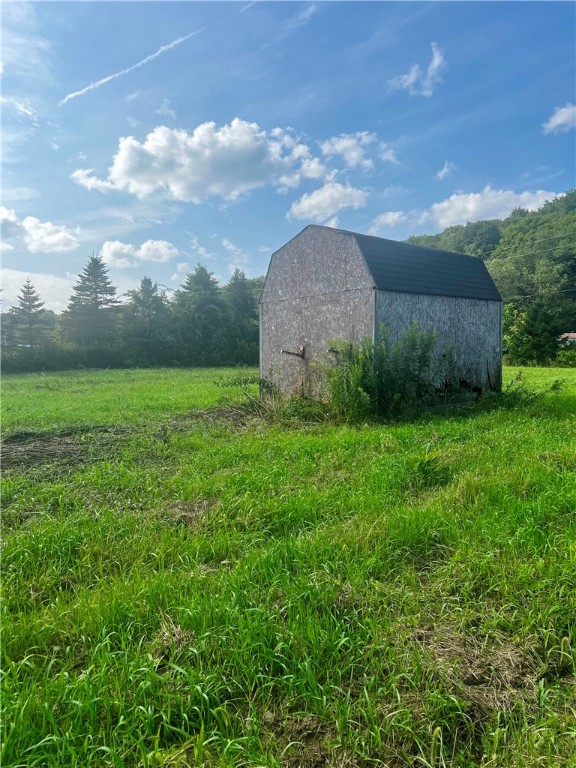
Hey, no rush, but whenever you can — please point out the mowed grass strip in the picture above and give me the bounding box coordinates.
[1,367,575,767]
[0,367,258,433]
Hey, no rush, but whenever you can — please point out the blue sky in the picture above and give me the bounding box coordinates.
[1,1,575,310]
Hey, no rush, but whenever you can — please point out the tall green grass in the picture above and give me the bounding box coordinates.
[1,367,575,767]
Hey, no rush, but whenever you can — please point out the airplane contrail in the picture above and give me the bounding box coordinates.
[59,29,205,106]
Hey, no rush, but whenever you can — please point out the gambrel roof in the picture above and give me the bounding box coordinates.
[305,225,502,302]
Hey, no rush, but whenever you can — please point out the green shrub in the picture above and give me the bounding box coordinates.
[555,348,576,368]
[324,322,442,421]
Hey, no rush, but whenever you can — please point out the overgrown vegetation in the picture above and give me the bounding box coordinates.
[323,322,443,421]
[2,366,575,767]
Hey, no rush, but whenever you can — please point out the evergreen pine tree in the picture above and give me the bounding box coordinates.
[3,279,54,349]
[8,279,47,348]
[224,268,259,364]
[173,264,228,365]
[121,276,173,365]
[60,254,119,350]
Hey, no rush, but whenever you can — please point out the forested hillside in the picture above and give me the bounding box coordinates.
[408,189,576,365]
[2,191,574,372]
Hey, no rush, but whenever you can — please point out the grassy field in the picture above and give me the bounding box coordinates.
[1,366,575,767]
[0,368,258,433]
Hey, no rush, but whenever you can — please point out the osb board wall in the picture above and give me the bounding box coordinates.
[376,291,502,391]
[261,288,374,395]
[260,227,373,303]
[260,227,375,394]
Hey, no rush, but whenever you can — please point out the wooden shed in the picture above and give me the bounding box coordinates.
[259,225,502,395]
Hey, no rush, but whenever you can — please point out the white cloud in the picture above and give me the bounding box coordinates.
[0,96,41,162]
[423,186,557,228]
[389,42,445,97]
[380,185,408,200]
[1,208,80,254]
[189,236,216,262]
[155,98,177,119]
[300,156,330,180]
[0,206,19,224]
[101,239,179,269]
[379,143,400,165]
[542,103,576,134]
[275,130,331,190]
[138,240,178,262]
[101,240,138,269]
[71,168,117,193]
[222,237,250,274]
[321,131,376,171]
[288,181,368,223]
[222,238,243,257]
[368,211,407,234]
[277,153,331,192]
[436,160,456,180]
[171,261,190,282]
[21,216,79,253]
[0,268,76,312]
[72,118,327,202]
[0,206,20,250]
[0,95,39,122]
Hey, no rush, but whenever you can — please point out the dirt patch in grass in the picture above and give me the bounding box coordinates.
[262,713,342,768]
[164,498,217,527]
[414,625,540,716]
[170,404,258,431]
[150,614,198,667]
[1,426,130,470]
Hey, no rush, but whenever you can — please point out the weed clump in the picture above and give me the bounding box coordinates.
[324,322,441,422]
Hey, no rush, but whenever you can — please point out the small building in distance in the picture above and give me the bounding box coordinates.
[259,225,502,395]
[558,332,576,347]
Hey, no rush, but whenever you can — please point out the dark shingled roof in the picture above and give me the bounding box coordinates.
[309,225,502,302]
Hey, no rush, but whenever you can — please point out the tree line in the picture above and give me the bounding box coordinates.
[2,190,574,373]
[1,261,263,373]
